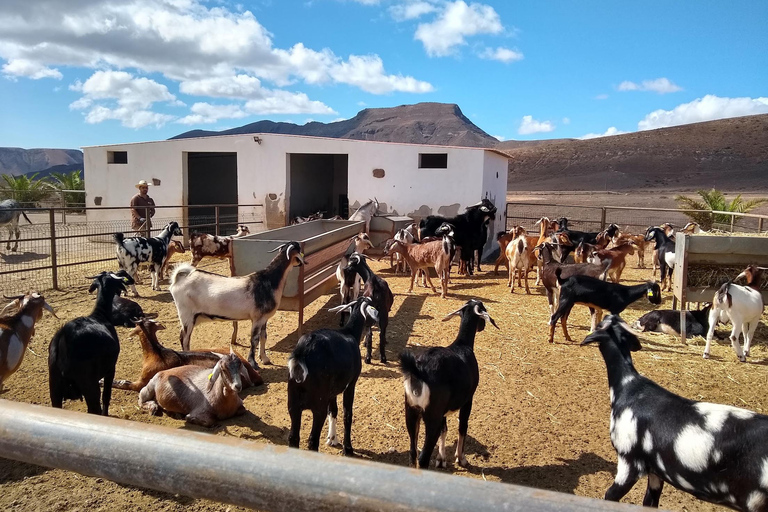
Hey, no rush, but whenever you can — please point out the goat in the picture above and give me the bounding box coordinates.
[704,265,766,362]
[548,269,662,343]
[138,352,246,427]
[346,253,394,364]
[170,241,305,368]
[537,242,609,315]
[586,242,636,283]
[114,221,183,296]
[110,295,158,328]
[158,240,185,281]
[584,314,768,511]
[634,304,713,338]
[681,222,703,234]
[349,198,379,234]
[400,299,498,469]
[287,297,379,454]
[419,199,497,276]
[554,217,601,262]
[0,292,56,392]
[645,227,676,291]
[0,199,32,252]
[612,230,648,269]
[189,224,250,274]
[48,271,134,415]
[384,238,451,298]
[649,223,676,277]
[506,226,535,294]
[391,225,417,274]
[113,318,262,392]
[335,233,374,325]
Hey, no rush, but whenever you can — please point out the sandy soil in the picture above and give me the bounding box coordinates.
[1,255,766,512]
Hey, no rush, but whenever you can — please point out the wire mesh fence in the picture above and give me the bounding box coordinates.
[504,202,767,235]
[0,204,264,294]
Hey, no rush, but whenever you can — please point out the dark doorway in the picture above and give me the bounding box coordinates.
[288,154,348,222]
[187,152,238,234]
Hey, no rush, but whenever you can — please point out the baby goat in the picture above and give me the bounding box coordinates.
[139,352,246,428]
[704,265,766,362]
[189,224,250,274]
[400,299,498,469]
[584,314,768,511]
[0,292,57,392]
[346,253,394,364]
[287,297,379,454]
[548,269,662,343]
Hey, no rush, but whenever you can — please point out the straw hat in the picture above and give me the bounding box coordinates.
[135,180,150,189]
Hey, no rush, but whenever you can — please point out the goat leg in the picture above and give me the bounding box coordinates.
[642,474,664,507]
[342,383,356,456]
[405,403,421,467]
[364,327,374,365]
[326,400,340,446]
[308,404,328,451]
[455,400,472,467]
[436,418,448,468]
[379,316,388,364]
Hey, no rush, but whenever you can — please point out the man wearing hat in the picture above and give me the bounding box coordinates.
[130,180,156,235]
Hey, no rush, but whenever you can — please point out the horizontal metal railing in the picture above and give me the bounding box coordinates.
[0,400,641,511]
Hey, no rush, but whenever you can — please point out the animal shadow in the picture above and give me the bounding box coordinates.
[0,459,49,484]
[0,251,49,264]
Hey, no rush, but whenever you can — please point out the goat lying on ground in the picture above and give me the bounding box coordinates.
[170,241,305,367]
[400,299,498,469]
[704,265,766,362]
[113,318,262,392]
[139,352,246,428]
[189,224,250,274]
[584,314,768,511]
[634,305,712,338]
[288,297,379,454]
[114,221,183,295]
[49,271,134,415]
[0,292,56,392]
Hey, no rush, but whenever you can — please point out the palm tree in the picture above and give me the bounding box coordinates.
[0,173,54,207]
[48,170,85,208]
[675,189,768,230]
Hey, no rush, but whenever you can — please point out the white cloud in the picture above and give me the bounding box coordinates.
[389,1,439,21]
[562,117,570,125]
[415,1,503,57]
[2,59,62,80]
[478,46,523,63]
[595,94,609,100]
[176,102,248,125]
[618,78,682,94]
[518,115,555,135]
[245,90,337,115]
[351,0,381,4]
[638,94,768,130]
[84,105,175,129]
[579,127,627,139]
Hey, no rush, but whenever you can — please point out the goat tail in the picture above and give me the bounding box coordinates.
[170,262,196,286]
[715,281,733,309]
[114,232,125,246]
[287,357,308,383]
[399,351,430,409]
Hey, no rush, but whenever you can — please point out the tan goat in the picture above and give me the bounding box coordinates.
[505,226,536,294]
[385,238,451,298]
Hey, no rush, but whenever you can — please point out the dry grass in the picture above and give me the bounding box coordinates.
[1,254,767,512]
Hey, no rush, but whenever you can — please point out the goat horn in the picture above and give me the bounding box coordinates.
[43,301,58,319]
[473,304,499,329]
[268,243,288,253]
[3,294,25,300]
[328,303,354,314]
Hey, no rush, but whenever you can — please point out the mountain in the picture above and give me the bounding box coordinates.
[172,102,499,148]
[503,114,768,191]
[0,148,83,177]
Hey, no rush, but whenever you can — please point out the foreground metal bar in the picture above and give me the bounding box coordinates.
[0,400,642,511]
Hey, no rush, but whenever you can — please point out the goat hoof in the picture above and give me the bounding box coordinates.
[745,351,750,357]
[364,356,372,365]
[456,456,468,467]
[380,356,387,364]
[326,437,340,447]
[435,458,446,468]
[739,356,747,363]
[702,352,710,359]
[343,447,355,457]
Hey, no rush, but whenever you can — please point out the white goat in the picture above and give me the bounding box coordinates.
[349,198,379,234]
[704,265,765,362]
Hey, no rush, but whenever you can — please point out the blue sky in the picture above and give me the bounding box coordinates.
[1,0,767,149]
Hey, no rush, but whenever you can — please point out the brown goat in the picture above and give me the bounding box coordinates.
[612,231,647,269]
[158,240,185,280]
[189,225,250,275]
[537,242,609,315]
[113,318,262,392]
[385,239,451,298]
[585,242,636,283]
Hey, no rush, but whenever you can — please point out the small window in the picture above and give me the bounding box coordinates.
[108,151,128,164]
[419,153,448,169]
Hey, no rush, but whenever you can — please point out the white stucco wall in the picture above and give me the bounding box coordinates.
[83,134,508,255]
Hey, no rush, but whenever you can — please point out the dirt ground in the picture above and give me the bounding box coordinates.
[1,254,767,512]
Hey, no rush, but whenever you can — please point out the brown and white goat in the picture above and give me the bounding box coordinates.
[0,292,56,392]
[612,230,647,269]
[113,318,262,392]
[585,242,636,283]
[505,226,535,294]
[138,352,246,427]
[158,240,185,280]
[385,239,451,298]
[189,224,250,275]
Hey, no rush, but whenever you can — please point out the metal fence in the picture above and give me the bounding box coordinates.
[0,188,87,212]
[0,203,264,294]
[505,202,767,234]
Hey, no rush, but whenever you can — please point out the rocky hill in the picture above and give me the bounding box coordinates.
[172,102,498,148]
[0,148,83,177]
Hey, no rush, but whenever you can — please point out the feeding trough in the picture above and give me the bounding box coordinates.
[232,220,364,330]
[672,233,768,343]
[368,215,415,256]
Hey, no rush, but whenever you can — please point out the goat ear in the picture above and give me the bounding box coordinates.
[208,361,222,391]
[88,281,99,294]
[441,306,465,321]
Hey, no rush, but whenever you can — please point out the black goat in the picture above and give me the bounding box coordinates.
[345,253,394,364]
[111,295,158,328]
[554,217,601,262]
[584,315,768,510]
[537,242,609,315]
[48,271,134,415]
[419,198,496,275]
[400,299,498,469]
[644,227,676,291]
[548,269,661,343]
[634,305,712,338]
[287,296,379,455]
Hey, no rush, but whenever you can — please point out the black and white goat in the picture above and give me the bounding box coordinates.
[399,299,498,469]
[287,297,379,454]
[548,269,662,343]
[170,241,305,368]
[345,253,394,364]
[584,314,768,511]
[705,265,766,362]
[644,227,676,291]
[634,305,713,339]
[48,271,134,415]
[335,233,374,325]
[114,221,183,296]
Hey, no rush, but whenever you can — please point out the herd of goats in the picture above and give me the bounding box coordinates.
[0,197,767,512]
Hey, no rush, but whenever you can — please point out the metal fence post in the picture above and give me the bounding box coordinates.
[759,217,764,233]
[215,205,220,236]
[49,209,58,290]
[60,191,67,224]
[144,207,151,237]
[730,214,735,233]
[600,207,607,230]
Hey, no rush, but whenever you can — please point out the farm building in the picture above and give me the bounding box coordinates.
[82,133,509,256]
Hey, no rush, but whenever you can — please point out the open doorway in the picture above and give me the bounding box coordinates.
[187,152,238,234]
[288,154,348,222]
